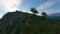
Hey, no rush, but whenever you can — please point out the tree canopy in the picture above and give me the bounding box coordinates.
[41,12,47,17]
[31,8,38,14]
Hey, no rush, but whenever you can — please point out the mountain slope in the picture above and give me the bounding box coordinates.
[0,11,60,34]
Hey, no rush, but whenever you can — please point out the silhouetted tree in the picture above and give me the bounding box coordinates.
[16,10,19,12]
[31,8,38,14]
[41,12,47,17]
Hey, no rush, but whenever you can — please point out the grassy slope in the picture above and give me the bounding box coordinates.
[0,11,60,34]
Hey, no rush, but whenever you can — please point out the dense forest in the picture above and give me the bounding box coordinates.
[0,8,60,34]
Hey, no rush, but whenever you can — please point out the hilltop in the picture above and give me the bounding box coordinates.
[0,11,60,34]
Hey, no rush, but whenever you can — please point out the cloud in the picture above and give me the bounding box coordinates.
[36,0,60,16]
[44,9,60,14]
[0,0,22,12]
[36,9,60,16]
[0,14,4,19]
[0,0,22,18]
[37,0,56,11]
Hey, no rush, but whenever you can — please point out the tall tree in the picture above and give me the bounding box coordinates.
[31,8,38,14]
[41,12,47,17]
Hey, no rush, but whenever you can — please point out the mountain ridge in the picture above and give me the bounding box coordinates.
[0,11,60,34]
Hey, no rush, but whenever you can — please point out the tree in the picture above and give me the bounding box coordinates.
[16,10,19,12]
[31,8,38,14]
[41,12,47,17]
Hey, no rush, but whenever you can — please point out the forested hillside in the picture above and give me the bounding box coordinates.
[0,11,60,34]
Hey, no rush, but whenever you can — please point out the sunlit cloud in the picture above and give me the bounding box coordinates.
[0,0,22,19]
[0,0,22,12]
[0,14,4,19]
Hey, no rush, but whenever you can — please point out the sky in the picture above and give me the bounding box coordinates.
[0,0,60,18]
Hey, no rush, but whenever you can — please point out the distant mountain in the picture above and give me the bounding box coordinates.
[47,13,60,21]
[0,11,60,34]
[48,13,60,16]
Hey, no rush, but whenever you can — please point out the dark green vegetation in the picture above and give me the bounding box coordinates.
[41,12,47,17]
[31,8,38,14]
[0,11,60,34]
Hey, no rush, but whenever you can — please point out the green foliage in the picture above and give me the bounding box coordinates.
[41,12,47,19]
[31,8,38,14]
[0,11,60,34]
[41,12,47,17]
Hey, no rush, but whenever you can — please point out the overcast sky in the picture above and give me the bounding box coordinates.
[0,0,60,18]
